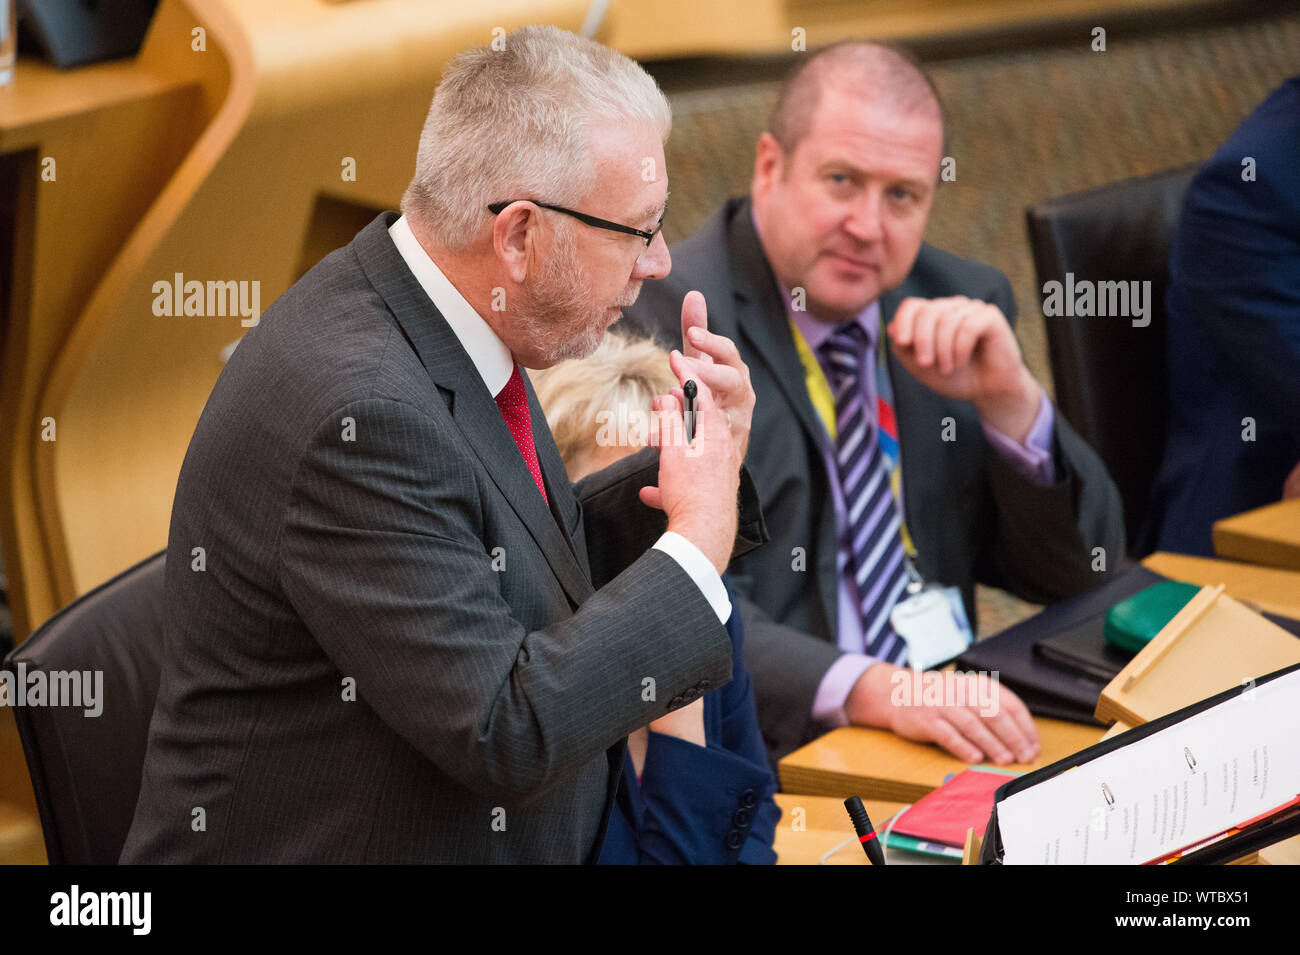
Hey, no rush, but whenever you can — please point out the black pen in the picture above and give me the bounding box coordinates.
[683,379,697,442]
[844,795,887,865]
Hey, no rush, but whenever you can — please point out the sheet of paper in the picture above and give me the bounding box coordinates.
[997,669,1300,864]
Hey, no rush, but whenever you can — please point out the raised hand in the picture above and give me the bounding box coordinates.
[667,290,756,460]
[638,378,741,575]
[888,295,1043,444]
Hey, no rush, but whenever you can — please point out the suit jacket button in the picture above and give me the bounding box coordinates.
[725,828,745,850]
[739,788,758,808]
[732,807,753,828]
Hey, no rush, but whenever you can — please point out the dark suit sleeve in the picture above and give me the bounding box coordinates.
[729,591,841,762]
[980,416,1126,600]
[977,274,1127,600]
[576,446,769,591]
[279,396,733,805]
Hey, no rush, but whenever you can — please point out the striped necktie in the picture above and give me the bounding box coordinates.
[818,322,910,665]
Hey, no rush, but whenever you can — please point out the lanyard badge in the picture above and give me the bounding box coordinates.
[875,328,972,669]
[892,562,974,671]
[870,438,972,668]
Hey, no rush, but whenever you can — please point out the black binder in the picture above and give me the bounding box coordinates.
[981,662,1300,865]
[957,565,1167,725]
[958,565,1300,725]
[1034,617,1136,682]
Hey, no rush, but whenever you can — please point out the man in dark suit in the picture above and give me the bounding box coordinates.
[121,25,765,863]
[623,41,1125,764]
[1143,77,1300,556]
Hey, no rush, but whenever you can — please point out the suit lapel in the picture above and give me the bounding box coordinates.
[878,284,927,562]
[879,286,905,326]
[446,367,594,608]
[726,199,828,452]
[722,199,842,638]
[352,213,593,607]
[523,371,592,582]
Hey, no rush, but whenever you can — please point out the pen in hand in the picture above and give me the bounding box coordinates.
[683,379,697,442]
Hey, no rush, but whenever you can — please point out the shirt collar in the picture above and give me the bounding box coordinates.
[749,203,881,354]
[787,292,880,357]
[388,214,515,398]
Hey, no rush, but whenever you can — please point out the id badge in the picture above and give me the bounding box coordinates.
[890,584,973,671]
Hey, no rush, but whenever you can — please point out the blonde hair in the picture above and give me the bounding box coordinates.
[401,25,672,250]
[529,331,676,478]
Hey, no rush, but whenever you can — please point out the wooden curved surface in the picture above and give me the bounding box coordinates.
[0,0,225,637]
[28,0,585,628]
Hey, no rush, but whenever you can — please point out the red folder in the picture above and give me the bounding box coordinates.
[892,768,1015,848]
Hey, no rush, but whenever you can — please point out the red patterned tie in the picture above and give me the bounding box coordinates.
[494,365,549,505]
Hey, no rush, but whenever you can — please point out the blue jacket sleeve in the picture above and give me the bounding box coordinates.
[634,731,777,864]
[1171,78,1300,429]
[599,577,780,865]
[716,585,781,864]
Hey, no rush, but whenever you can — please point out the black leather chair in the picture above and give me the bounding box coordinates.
[2,551,165,864]
[1026,164,1199,556]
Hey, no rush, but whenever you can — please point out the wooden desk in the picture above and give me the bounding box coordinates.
[780,718,1102,803]
[779,553,1300,862]
[1143,551,1300,619]
[601,0,1247,60]
[1212,500,1300,572]
[774,794,929,865]
[0,800,45,866]
[778,554,1300,806]
[1129,553,1300,866]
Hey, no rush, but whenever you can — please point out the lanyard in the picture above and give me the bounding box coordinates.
[788,316,918,561]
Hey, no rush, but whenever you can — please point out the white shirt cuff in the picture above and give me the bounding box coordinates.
[652,531,731,624]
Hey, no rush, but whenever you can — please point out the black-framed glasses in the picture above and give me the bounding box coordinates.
[487,199,664,247]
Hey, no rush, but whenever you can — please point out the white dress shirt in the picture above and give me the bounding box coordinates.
[387,215,731,624]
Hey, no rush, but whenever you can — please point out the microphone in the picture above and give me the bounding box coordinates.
[844,795,887,865]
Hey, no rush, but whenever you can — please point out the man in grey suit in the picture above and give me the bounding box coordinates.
[623,42,1125,765]
[122,26,765,863]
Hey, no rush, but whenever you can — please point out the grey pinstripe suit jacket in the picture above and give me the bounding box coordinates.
[120,212,766,863]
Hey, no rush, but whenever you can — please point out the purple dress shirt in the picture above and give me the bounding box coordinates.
[781,292,1056,727]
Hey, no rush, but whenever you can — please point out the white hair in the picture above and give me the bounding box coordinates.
[401,25,672,250]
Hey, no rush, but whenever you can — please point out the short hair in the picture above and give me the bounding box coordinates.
[528,331,676,478]
[401,25,672,250]
[768,40,945,155]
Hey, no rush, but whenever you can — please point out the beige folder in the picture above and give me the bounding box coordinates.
[1096,583,1300,727]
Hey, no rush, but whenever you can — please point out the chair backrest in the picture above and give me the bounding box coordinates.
[2,551,166,864]
[1025,164,1198,555]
